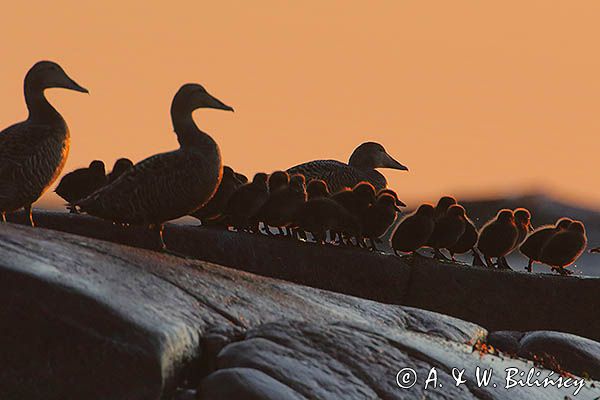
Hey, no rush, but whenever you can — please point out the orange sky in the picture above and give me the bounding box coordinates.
[2,1,600,210]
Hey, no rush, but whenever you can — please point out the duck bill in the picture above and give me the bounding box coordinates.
[395,199,407,208]
[63,76,89,93]
[205,93,234,112]
[383,153,408,171]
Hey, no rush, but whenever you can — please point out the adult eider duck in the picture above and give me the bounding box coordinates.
[224,172,269,232]
[107,158,134,183]
[428,204,467,260]
[287,142,408,193]
[0,61,88,225]
[391,204,436,255]
[497,208,533,269]
[76,83,233,250]
[191,166,243,225]
[540,220,587,275]
[476,209,519,268]
[55,160,107,212]
[520,218,572,272]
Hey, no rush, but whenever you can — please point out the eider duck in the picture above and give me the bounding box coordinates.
[0,61,88,225]
[287,142,408,193]
[191,166,243,224]
[476,209,519,268]
[391,204,436,255]
[540,220,587,275]
[234,172,249,184]
[76,83,233,250]
[362,193,400,242]
[224,172,269,232]
[446,214,479,262]
[257,174,306,235]
[433,196,457,220]
[55,160,107,212]
[107,158,134,183]
[520,218,572,272]
[428,204,467,260]
[498,208,533,269]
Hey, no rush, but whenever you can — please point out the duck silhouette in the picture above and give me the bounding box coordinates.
[287,142,407,193]
[257,174,306,236]
[476,209,519,268]
[392,204,436,255]
[224,172,269,232]
[497,208,533,269]
[520,218,572,272]
[540,220,587,275]
[55,160,107,212]
[107,158,134,183]
[446,214,479,262]
[428,204,467,260]
[0,61,88,225]
[191,166,243,225]
[76,83,233,250]
[362,193,400,245]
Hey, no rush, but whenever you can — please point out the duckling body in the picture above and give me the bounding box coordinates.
[540,221,587,275]
[520,218,572,272]
[497,208,533,269]
[362,193,400,239]
[55,160,107,211]
[257,174,306,230]
[294,197,360,244]
[224,173,269,231]
[428,204,466,257]
[0,61,88,225]
[107,158,134,183]
[476,209,519,268]
[287,142,408,193]
[392,204,436,254]
[192,166,243,224]
[446,216,478,259]
[77,83,233,249]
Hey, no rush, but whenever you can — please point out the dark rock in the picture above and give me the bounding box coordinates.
[487,331,525,355]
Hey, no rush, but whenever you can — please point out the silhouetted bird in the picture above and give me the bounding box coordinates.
[428,204,467,260]
[55,160,107,212]
[0,61,88,225]
[446,214,479,262]
[287,142,408,193]
[76,83,233,250]
[107,158,134,183]
[476,209,519,268]
[540,220,587,275]
[257,174,306,235]
[498,208,533,269]
[224,173,269,232]
[520,218,572,272]
[268,171,290,193]
[362,193,400,242]
[234,172,249,184]
[376,188,406,208]
[392,204,436,255]
[294,196,361,244]
[433,196,457,220]
[191,166,243,224]
[306,179,330,200]
[332,182,376,245]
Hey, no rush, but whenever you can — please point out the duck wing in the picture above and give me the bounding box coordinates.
[77,150,219,225]
[287,160,383,192]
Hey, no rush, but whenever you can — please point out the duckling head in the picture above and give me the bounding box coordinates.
[416,204,435,217]
[378,193,402,211]
[556,218,573,230]
[289,174,306,193]
[569,220,586,234]
[447,204,466,218]
[377,188,406,208]
[436,196,457,211]
[268,171,290,192]
[307,179,329,199]
[113,158,133,171]
[514,208,533,231]
[89,160,106,175]
[353,181,376,205]
[223,166,236,179]
[497,209,515,223]
[253,172,269,188]
[25,61,88,94]
[348,142,408,171]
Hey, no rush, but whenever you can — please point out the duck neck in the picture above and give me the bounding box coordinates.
[171,107,215,151]
[24,83,63,124]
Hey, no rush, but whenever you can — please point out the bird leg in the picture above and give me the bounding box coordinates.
[484,256,494,268]
[24,205,35,227]
[433,248,451,261]
[497,256,513,270]
[472,249,486,267]
[526,259,534,273]
[1,212,6,223]
[551,267,573,276]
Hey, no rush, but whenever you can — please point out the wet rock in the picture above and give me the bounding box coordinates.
[487,331,525,355]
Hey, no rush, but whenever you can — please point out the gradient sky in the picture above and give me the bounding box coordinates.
[2,1,600,210]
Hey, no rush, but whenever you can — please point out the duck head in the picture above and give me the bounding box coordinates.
[497,209,515,224]
[112,158,134,173]
[348,142,408,171]
[89,160,106,175]
[569,221,586,235]
[435,196,457,217]
[377,188,406,208]
[416,204,435,218]
[25,61,88,94]
[353,181,376,206]
[172,83,233,115]
[289,174,306,193]
[378,193,402,211]
[447,204,466,218]
[556,218,573,230]
[252,173,269,189]
[307,179,329,199]
[514,208,533,232]
[268,171,290,192]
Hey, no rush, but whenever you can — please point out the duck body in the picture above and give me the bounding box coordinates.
[224,173,269,230]
[392,204,435,253]
[77,83,232,232]
[520,218,572,272]
[55,160,107,207]
[428,204,466,251]
[287,142,407,193]
[447,217,478,257]
[0,61,88,222]
[476,209,519,266]
[362,193,399,239]
[540,221,587,273]
[192,166,243,223]
[257,174,306,229]
[294,197,360,243]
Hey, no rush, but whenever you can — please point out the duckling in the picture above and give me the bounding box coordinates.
[332,182,376,245]
[268,171,290,193]
[476,209,519,268]
[376,188,406,208]
[520,218,572,272]
[294,196,361,244]
[256,174,306,235]
[55,160,107,212]
[224,172,269,232]
[540,220,587,275]
[191,166,243,224]
[446,214,479,262]
[362,193,400,244]
[428,204,467,260]
[433,196,457,220]
[107,158,134,183]
[391,204,436,255]
[0,61,88,225]
[306,179,330,200]
[498,208,534,269]
[287,142,408,193]
[234,172,249,184]
[76,83,233,250]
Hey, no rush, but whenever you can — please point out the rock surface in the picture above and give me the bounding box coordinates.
[1,223,599,399]
[7,211,600,344]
